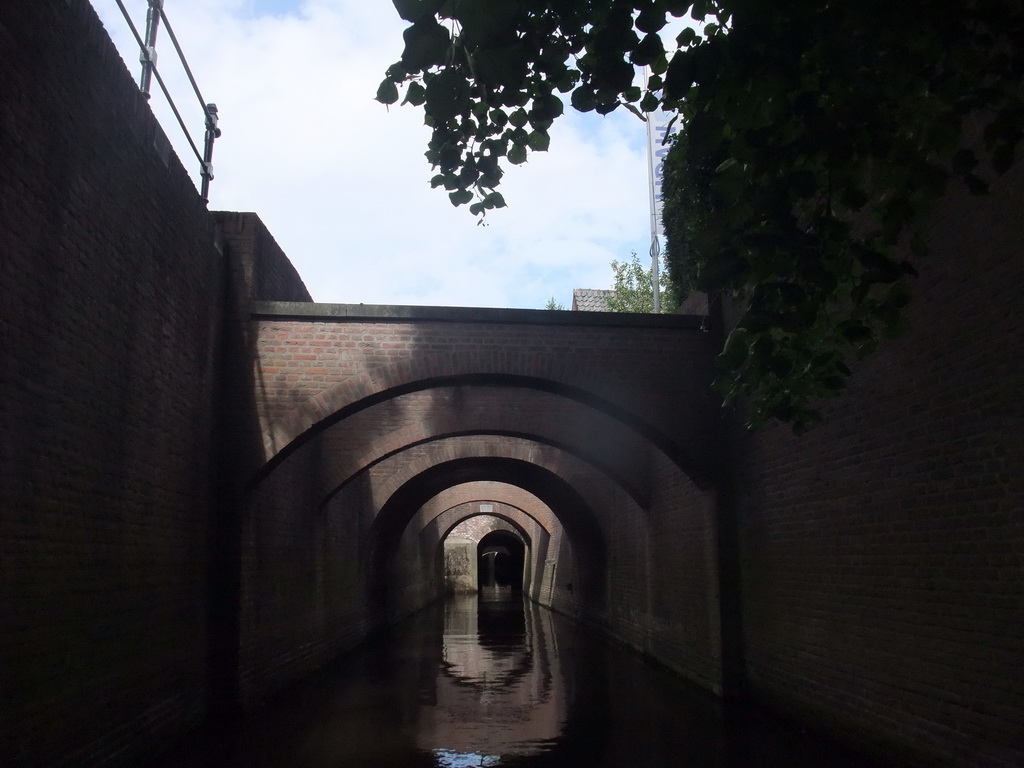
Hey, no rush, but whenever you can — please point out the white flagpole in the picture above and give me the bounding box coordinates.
[644,68,661,314]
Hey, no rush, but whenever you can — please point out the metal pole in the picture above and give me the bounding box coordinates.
[650,234,661,314]
[139,0,164,99]
[644,66,661,314]
[201,103,220,203]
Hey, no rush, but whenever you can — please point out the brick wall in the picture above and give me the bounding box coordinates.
[1,0,224,764]
[214,212,312,305]
[250,308,721,482]
[734,163,1024,765]
[237,437,374,703]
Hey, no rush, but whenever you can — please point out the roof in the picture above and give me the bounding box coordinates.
[571,288,614,312]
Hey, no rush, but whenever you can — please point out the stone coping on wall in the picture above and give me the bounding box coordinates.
[251,300,708,329]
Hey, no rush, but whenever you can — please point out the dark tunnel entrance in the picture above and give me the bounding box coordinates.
[477,530,526,600]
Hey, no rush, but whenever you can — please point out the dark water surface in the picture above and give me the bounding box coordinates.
[163,596,886,767]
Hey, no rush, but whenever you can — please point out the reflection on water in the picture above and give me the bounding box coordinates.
[161,596,886,768]
[420,596,565,763]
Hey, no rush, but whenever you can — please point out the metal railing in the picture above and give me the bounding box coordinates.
[112,0,221,202]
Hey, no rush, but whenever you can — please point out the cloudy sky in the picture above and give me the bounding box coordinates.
[90,0,658,308]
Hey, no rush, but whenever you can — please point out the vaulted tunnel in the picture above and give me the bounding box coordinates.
[235,361,726,704]
[365,456,607,619]
[438,506,537,596]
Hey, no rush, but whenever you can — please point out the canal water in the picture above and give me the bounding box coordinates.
[163,596,885,767]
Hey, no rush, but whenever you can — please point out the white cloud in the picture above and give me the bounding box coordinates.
[90,0,656,308]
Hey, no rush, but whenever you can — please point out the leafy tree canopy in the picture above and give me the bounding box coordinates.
[607,252,678,313]
[379,0,1024,431]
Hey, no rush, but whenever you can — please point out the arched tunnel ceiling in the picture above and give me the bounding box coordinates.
[411,482,557,545]
[246,376,706,612]
[446,511,533,548]
[346,434,643,543]
[412,485,565,569]
[259,385,681,511]
[252,373,720,492]
[365,455,608,600]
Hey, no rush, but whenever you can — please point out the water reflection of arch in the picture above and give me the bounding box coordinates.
[441,601,534,693]
[420,597,566,760]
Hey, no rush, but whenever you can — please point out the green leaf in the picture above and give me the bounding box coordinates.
[458,0,522,45]
[376,78,399,105]
[570,85,597,112]
[402,81,426,106]
[448,188,473,206]
[527,130,550,151]
[424,68,467,121]
[484,191,507,209]
[636,5,667,34]
[508,143,528,165]
[401,19,450,72]
[630,33,665,67]
[676,27,697,47]
[663,50,695,99]
[530,93,564,121]
[640,92,660,113]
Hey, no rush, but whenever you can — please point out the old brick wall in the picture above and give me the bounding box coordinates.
[249,308,721,480]
[1,0,225,764]
[237,440,376,703]
[734,163,1024,765]
[214,212,312,306]
[646,452,723,693]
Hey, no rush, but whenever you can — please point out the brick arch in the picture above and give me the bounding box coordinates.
[438,509,533,548]
[416,484,560,538]
[324,434,651,512]
[402,482,569,601]
[423,502,569,604]
[307,385,658,509]
[350,434,644,533]
[430,509,534,592]
[411,484,559,544]
[256,366,719,490]
[366,456,607,619]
